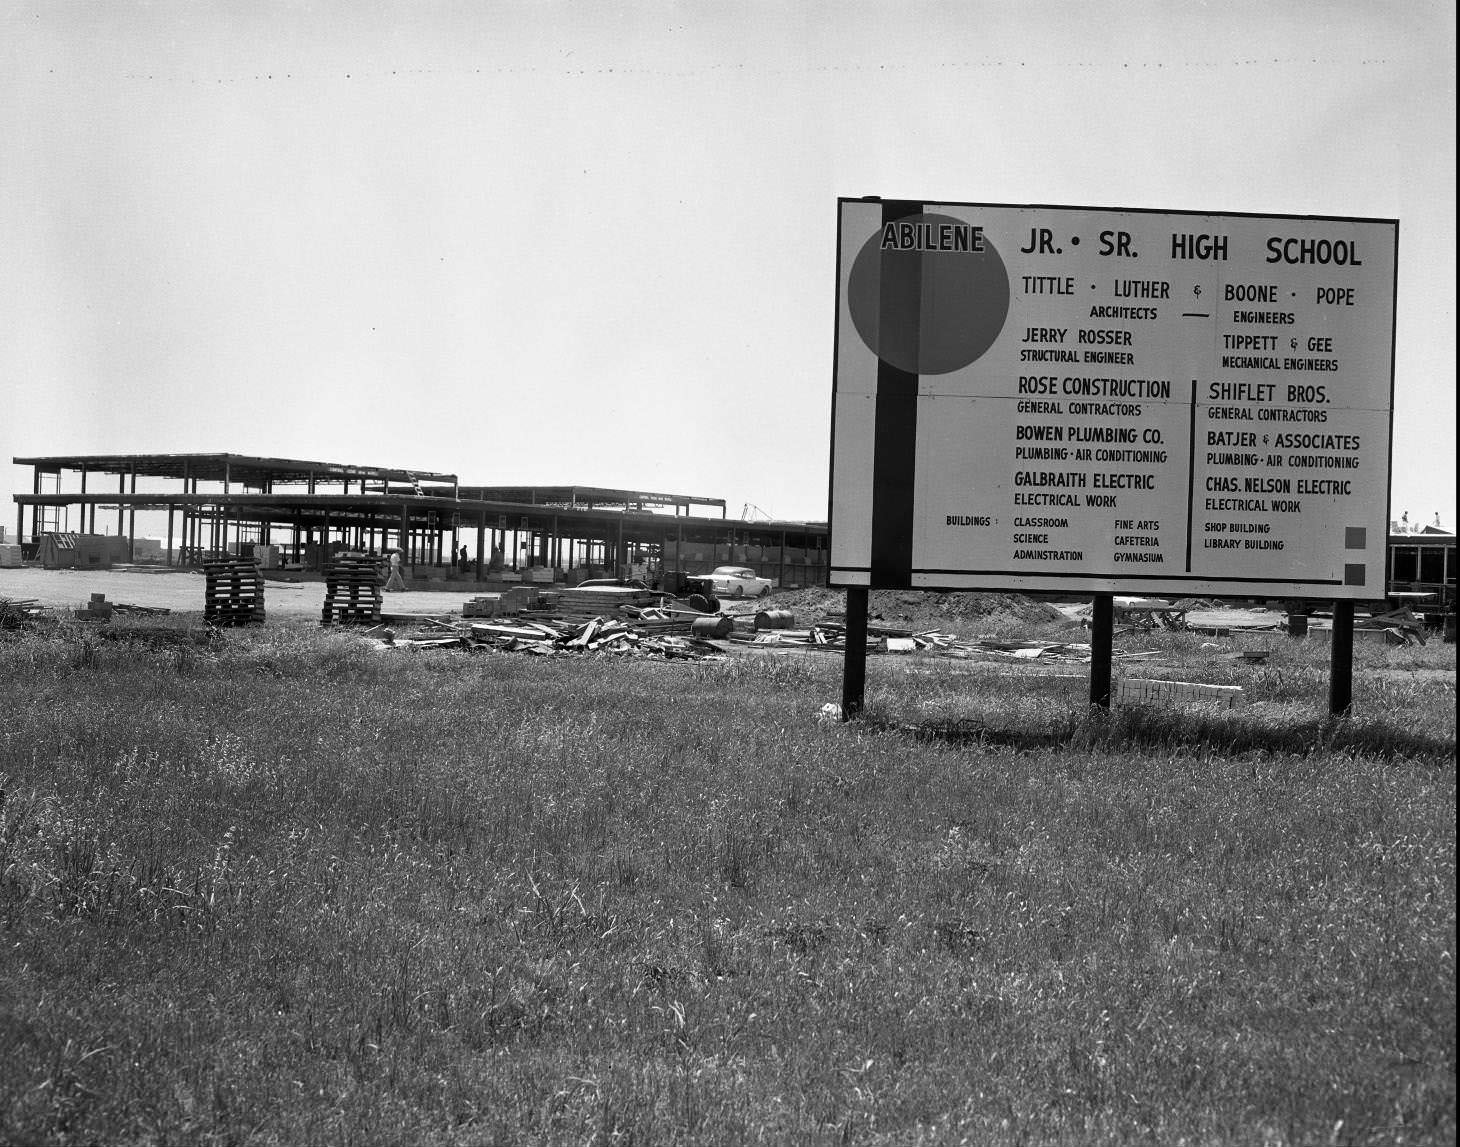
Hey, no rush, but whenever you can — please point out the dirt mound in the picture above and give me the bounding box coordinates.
[752,586,842,615]
[912,592,1066,623]
[866,591,1067,630]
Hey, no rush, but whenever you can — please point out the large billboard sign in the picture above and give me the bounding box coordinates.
[830,198,1398,598]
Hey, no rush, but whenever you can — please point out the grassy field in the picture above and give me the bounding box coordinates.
[0,614,1453,1145]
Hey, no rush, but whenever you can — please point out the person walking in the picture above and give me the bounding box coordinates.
[384,547,406,592]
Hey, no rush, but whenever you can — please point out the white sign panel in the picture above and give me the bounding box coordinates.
[830,198,1398,599]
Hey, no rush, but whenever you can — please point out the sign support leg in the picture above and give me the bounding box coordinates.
[842,586,869,719]
[1090,593,1114,708]
[1329,599,1354,715]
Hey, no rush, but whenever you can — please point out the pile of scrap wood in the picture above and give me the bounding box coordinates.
[1302,604,1429,645]
[738,621,1093,661]
[1068,597,1194,632]
[73,593,171,621]
[378,604,1100,663]
[1113,596,1190,631]
[0,597,48,629]
[379,608,726,659]
[1355,604,1427,644]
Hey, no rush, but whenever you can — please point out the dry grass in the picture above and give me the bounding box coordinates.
[0,618,1453,1145]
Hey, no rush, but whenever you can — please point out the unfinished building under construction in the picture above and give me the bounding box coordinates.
[10,452,829,587]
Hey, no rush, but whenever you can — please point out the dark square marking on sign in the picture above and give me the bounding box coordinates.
[1344,563,1366,586]
[1345,527,1366,549]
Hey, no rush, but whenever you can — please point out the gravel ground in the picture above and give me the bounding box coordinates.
[0,565,491,621]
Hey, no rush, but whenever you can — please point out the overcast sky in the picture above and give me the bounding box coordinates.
[2,0,1454,529]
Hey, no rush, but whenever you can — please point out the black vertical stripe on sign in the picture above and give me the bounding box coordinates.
[870,200,922,587]
[1185,378,1198,572]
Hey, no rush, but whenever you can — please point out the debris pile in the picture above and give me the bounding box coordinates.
[1354,605,1427,645]
[205,557,266,627]
[1113,597,1190,631]
[382,608,726,659]
[380,606,1095,664]
[744,621,1093,661]
[0,597,47,629]
[762,587,1070,631]
[73,593,171,621]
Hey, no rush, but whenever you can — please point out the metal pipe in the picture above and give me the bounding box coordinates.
[842,586,869,718]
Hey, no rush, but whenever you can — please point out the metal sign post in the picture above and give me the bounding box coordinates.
[841,587,869,718]
[1330,600,1355,715]
[1090,593,1114,707]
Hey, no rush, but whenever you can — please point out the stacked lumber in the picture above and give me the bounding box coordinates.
[323,553,384,625]
[204,558,266,626]
[557,585,665,618]
[504,586,540,611]
[460,587,552,617]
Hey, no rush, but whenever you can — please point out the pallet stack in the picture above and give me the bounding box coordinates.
[204,557,266,626]
[322,553,384,625]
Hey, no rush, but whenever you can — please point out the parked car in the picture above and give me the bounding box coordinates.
[708,565,772,598]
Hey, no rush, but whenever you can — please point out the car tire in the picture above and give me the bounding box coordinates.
[758,586,770,598]
[734,586,745,598]
[686,593,712,613]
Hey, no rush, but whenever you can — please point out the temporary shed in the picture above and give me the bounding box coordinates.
[38,532,122,570]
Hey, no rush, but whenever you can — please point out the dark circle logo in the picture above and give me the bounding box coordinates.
[847,212,1010,375]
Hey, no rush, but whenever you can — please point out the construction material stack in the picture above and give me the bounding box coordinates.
[74,593,115,621]
[557,584,665,619]
[204,557,266,626]
[462,594,504,618]
[322,552,384,625]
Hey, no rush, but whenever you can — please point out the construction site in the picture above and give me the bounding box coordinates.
[5,451,829,591]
